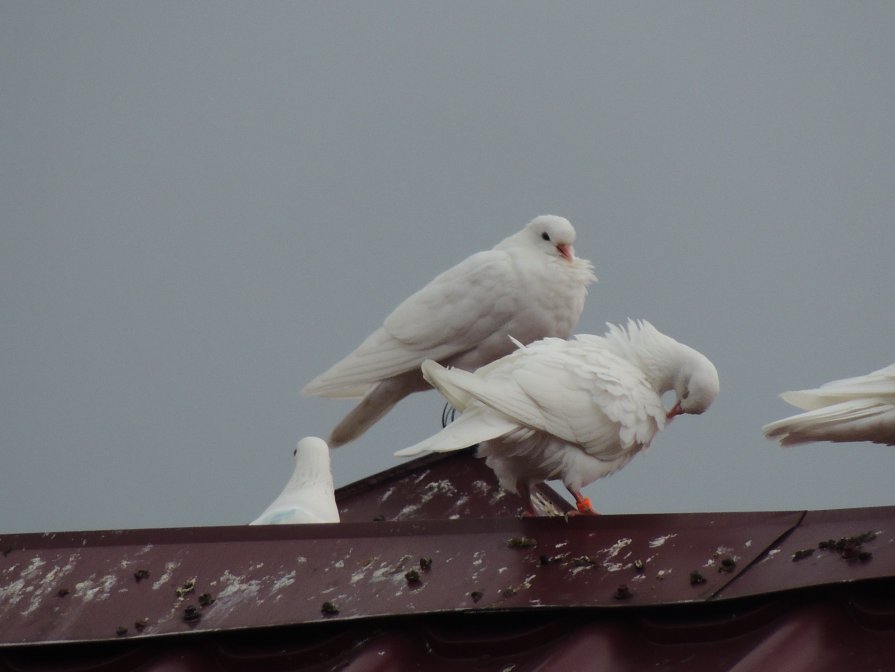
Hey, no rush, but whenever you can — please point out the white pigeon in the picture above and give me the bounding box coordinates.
[763,363,895,447]
[396,320,720,516]
[303,215,597,447]
[250,437,340,525]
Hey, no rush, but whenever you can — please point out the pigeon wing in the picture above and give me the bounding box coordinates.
[763,398,895,447]
[250,481,340,525]
[251,503,334,525]
[423,344,663,460]
[303,250,517,398]
[781,363,895,410]
[510,348,664,459]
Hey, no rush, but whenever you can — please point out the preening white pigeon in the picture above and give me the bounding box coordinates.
[303,215,597,447]
[250,437,340,525]
[396,320,720,516]
[763,363,895,447]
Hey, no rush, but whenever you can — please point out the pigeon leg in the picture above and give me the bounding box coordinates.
[516,482,540,517]
[569,489,599,515]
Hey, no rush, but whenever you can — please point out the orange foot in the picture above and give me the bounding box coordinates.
[571,492,600,516]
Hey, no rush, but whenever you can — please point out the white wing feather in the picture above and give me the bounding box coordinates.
[303,251,515,398]
[763,398,895,447]
[764,362,895,446]
[410,339,665,461]
[780,363,895,411]
[383,251,517,347]
[395,409,521,456]
[251,504,335,525]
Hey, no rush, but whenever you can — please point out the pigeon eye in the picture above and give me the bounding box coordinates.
[293,448,298,456]
[541,232,551,241]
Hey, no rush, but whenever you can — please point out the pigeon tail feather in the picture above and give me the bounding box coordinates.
[395,409,518,456]
[328,373,421,447]
[763,398,895,446]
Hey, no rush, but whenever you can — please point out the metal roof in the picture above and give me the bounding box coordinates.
[334,447,574,522]
[1,450,893,670]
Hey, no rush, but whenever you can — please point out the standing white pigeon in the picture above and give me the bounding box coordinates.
[763,363,895,446]
[250,437,340,525]
[303,215,596,447]
[395,320,720,516]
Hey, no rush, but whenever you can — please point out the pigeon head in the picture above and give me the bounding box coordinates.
[293,436,331,468]
[668,352,720,419]
[600,320,716,420]
[250,435,339,525]
[526,215,577,262]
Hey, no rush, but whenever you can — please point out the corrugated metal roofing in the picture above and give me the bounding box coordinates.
[3,592,893,672]
[1,450,893,670]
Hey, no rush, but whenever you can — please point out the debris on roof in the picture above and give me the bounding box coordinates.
[335,447,573,522]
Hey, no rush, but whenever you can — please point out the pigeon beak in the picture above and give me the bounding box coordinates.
[556,243,574,261]
[666,401,683,420]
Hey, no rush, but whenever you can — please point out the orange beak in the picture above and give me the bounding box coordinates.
[556,243,574,261]
[666,401,683,420]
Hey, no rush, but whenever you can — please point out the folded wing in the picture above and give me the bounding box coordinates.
[303,251,516,398]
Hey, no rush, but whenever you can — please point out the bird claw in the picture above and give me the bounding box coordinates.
[574,496,599,515]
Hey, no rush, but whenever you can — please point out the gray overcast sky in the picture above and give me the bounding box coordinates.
[2,2,893,533]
